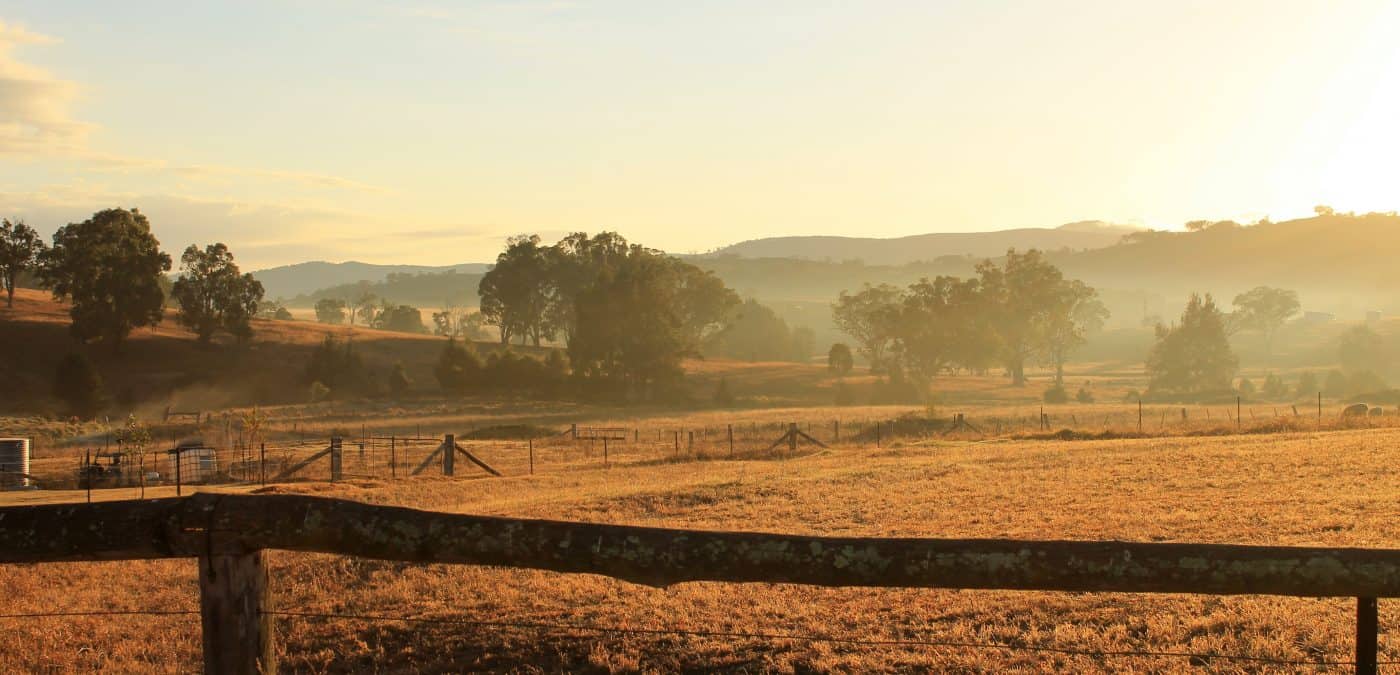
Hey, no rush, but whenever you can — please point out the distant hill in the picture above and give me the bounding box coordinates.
[252,260,490,299]
[704,221,1140,264]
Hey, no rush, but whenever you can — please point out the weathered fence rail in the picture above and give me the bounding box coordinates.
[0,493,1392,673]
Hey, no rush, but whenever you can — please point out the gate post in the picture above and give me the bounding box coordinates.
[199,550,274,674]
[443,434,455,476]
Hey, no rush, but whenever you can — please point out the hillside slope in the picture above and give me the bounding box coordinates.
[706,221,1137,264]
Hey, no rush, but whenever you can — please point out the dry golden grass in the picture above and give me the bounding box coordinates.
[4,420,1400,672]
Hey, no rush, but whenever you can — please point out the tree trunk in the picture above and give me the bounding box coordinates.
[1010,357,1026,386]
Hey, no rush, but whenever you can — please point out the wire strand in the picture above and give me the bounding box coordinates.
[265,609,1388,667]
[0,610,198,618]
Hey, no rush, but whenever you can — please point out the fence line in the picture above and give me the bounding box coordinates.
[0,493,1393,673]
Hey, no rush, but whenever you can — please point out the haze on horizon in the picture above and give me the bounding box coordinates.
[1,0,1398,269]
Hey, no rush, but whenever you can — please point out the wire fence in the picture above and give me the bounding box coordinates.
[14,402,1400,492]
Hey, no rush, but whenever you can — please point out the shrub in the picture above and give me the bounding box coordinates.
[1043,385,1069,404]
[1122,389,1140,403]
[1261,373,1287,399]
[304,335,370,398]
[1075,386,1094,403]
[434,338,481,396]
[1237,377,1256,398]
[308,381,330,403]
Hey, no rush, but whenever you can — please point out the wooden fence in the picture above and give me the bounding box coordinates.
[1,493,1395,673]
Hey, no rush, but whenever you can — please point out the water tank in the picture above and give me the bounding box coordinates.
[0,438,32,488]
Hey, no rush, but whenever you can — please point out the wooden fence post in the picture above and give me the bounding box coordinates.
[727,424,734,457]
[329,437,342,482]
[443,434,455,476]
[390,436,396,478]
[199,550,275,675]
[259,443,265,487]
[528,437,534,475]
[1357,596,1378,675]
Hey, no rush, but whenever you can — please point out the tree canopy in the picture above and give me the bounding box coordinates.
[39,208,172,351]
[1145,293,1237,396]
[170,243,265,343]
[0,218,45,308]
[1231,286,1299,356]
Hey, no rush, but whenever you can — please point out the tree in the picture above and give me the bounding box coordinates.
[1261,373,1287,399]
[54,352,104,418]
[39,208,172,351]
[354,291,379,327]
[478,235,554,346]
[705,298,807,362]
[315,298,347,324]
[372,304,427,333]
[827,343,854,375]
[893,275,993,385]
[1238,377,1256,398]
[569,249,689,400]
[0,218,45,308]
[831,283,903,373]
[545,231,631,347]
[975,249,1067,385]
[1231,287,1300,357]
[1043,280,1109,386]
[170,243,265,344]
[257,298,293,321]
[434,337,481,396]
[1145,294,1238,395]
[388,362,411,397]
[672,261,740,351]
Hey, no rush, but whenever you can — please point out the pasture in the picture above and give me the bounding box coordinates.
[3,408,1399,672]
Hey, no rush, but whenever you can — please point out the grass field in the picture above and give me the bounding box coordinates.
[3,416,1399,672]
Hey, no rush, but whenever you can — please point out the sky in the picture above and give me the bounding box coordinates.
[1,1,1398,270]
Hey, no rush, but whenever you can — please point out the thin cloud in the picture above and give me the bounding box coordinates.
[0,19,389,195]
[0,20,91,154]
[81,154,394,195]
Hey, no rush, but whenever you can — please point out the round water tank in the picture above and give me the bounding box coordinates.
[0,438,32,488]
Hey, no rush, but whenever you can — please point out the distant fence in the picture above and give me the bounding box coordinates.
[0,494,1394,673]
[21,402,1400,492]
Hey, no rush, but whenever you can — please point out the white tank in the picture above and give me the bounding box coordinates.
[0,438,32,488]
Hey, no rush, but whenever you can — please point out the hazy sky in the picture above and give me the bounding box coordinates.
[1,1,1398,269]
